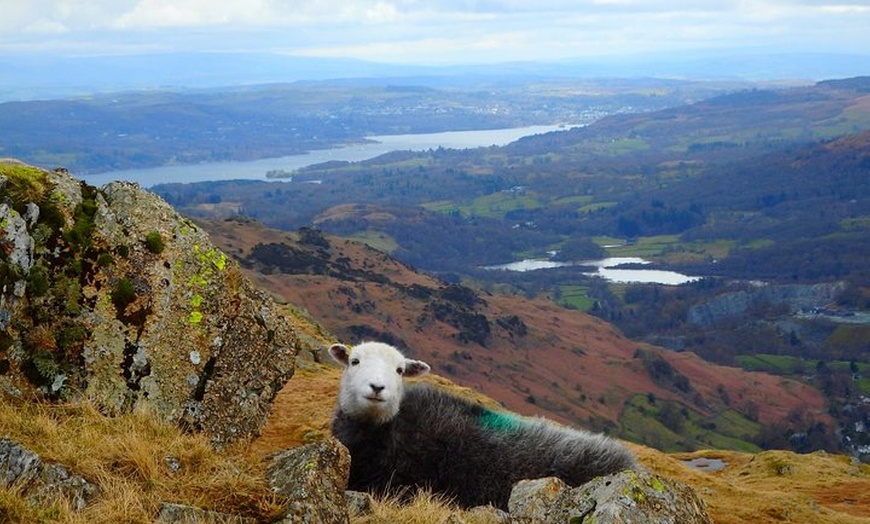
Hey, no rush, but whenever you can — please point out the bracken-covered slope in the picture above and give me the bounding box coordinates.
[199,217,831,452]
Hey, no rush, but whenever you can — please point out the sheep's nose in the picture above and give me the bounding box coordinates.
[370,384,385,394]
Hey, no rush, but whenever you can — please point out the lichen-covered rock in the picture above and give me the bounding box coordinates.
[0,436,41,487]
[0,437,98,511]
[462,506,511,523]
[509,469,712,524]
[155,502,257,523]
[508,477,573,522]
[0,163,299,446]
[266,438,351,524]
[345,490,374,517]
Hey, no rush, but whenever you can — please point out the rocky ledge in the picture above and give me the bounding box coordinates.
[0,161,299,447]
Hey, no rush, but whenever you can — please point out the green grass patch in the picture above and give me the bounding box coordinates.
[736,355,870,394]
[557,285,595,311]
[607,138,650,155]
[344,230,399,254]
[619,400,686,452]
[551,195,594,206]
[657,238,737,264]
[579,201,617,213]
[744,238,775,249]
[459,191,543,219]
[736,354,809,374]
[618,395,761,452]
[0,164,51,204]
[424,192,543,219]
[736,355,870,396]
[421,200,460,214]
[605,235,681,257]
[592,236,626,247]
[839,216,870,231]
[825,325,870,353]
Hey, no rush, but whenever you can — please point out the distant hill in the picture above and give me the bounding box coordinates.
[2,50,868,101]
[154,77,870,289]
[198,217,833,453]
[0,76,738,174]
[159,77,870,277]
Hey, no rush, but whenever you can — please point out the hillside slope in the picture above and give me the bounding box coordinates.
[199,217,831,452]
[253,357,870,524]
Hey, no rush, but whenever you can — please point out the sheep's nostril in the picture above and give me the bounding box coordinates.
[370,384,385,394]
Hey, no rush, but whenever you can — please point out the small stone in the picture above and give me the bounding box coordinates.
[164,455,182,474]
[156,502,256,523]
[509,470,713,524]
[0,438,98,512]
[508,477,568,522]
[466,505,511,523]
[345,490,374,516]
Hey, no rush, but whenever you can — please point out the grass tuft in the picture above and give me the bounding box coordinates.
[353,490,504,524]
[0,398,285,523]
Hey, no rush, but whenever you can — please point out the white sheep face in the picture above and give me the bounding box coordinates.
[329,342,430,425]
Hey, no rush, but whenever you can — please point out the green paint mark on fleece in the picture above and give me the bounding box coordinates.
[478,410,522,432]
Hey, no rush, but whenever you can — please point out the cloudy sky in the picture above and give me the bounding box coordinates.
[1,0,869,64]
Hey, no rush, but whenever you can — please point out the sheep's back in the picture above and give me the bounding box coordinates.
[332,383,634,509]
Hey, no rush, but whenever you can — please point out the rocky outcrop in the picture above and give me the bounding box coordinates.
[0,163,299,446]
[508,469,712,523]
[0,437,98,512]
[265,438,351,524]
[155,502,257,523]
[687,282,845,326]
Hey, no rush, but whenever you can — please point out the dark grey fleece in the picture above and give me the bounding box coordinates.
[331,383,635,509]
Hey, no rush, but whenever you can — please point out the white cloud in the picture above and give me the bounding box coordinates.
[112,0,275,28]
[0,0,867,63]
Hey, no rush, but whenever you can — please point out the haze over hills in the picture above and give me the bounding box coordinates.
[2,50,869,102]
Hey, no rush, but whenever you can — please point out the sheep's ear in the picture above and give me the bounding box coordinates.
[329,344,351,366]
[404,359,430,378]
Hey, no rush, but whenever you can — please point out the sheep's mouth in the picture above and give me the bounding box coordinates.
[365,396,385,403]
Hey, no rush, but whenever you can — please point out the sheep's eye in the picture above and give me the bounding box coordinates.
[396,367,404,375]
[350,358,359,366]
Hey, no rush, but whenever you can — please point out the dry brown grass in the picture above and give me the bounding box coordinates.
[261,365,870,524]
[352,490,506,524]
[3,365,869,524]
[0,398,285,524]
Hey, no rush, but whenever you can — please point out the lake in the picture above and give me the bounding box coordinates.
[83,124,579,188]
[484,256,700,286]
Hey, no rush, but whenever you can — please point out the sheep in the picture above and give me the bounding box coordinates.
[329,341,636,509]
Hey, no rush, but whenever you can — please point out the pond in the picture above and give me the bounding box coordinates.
[483,256,700,286]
